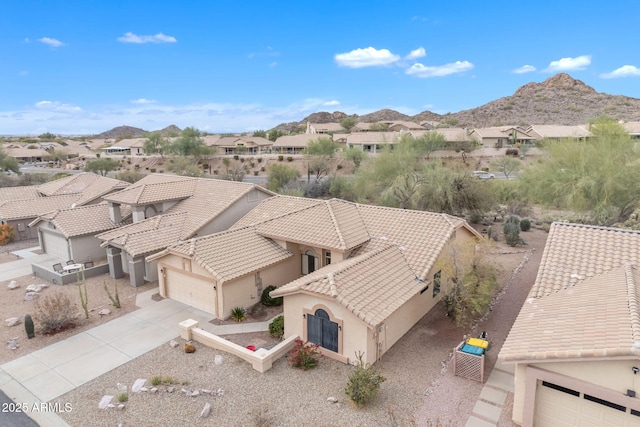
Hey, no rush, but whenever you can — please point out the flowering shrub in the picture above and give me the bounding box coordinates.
[288,339,321,370]
[0,224,16,246]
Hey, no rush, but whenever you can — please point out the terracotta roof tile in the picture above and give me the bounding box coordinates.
[500,264,640,362]
[37,172,128,201]
[271,245,423,327]
[0,186,40,201]
[157,227,293,282]
[0,195,80,221]
[530,222,640,298]
[103,175,197,205]
[29,203,128,238]
[231,196,321,228]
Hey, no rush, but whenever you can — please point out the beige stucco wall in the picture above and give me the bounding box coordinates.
[9,218,38,240]
[195,189,272,237]
[512,363,527,425]
[70,235,107,263]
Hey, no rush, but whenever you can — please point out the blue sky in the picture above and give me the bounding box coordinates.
[1,0,639,135]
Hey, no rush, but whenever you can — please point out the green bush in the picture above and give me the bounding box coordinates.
[286,156,293,162]
[520,218,531,231]
[254,171,259,176]
[117,393,128,403]
[261,285,283,306]
[503,216,522,247]
[257,157,263,163]
[151,376,162,386]
[269,315,284,338]
[230,307,246,322]
[288,339,320,370]
[233,155,239,160]
[345,352,386,406]
[278,155,284,162]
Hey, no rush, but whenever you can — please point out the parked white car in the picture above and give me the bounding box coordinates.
[472,171,495,179]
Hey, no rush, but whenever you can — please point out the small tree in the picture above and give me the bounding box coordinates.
[143,132,171,158]
[304,137,338,158]
[503,216,522,247]
[344,352,386,406]
[84,158,119,176]
[344,146,367,169]
[490,156,521,180]
[267,164,300,192]
[339,116,357,131]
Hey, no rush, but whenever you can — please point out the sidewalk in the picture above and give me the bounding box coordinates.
[0,280,272,426]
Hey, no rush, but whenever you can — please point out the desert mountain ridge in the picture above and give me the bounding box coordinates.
[274,73,640,132]
[94,124,182,139]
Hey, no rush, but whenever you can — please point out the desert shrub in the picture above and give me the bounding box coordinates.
[151,376,162,386]
[505,148,519,156]
[254,171,259,176]
[503,216,522,247]
[286,156,293,162]
[257,157,262,163]
[336,164,343,170]
[230,307,247,322]
[117,393,128,403]
[261,285,283,306]
[520,218,531,231]
[233,155,239,160]
[33,292,78,335]
[24,314,35,339]
[261,166,265,172]
[288,339,320,370]
[344,352,386,406]
[269,315,284,339]
[278,155,284,161]
[150,168,156,173]
[0,224,16,245]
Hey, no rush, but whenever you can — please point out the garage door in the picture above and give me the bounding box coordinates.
[165,269,216,315]
[41,229,70,261]
[535,381,640,427]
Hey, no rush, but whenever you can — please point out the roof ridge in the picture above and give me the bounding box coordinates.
[325,200,347,250]
[624,263,640,348]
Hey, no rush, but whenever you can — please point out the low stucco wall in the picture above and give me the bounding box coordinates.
[179,319,298,373]
[32,263,110,285]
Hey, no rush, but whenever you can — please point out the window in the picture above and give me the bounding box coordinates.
[301,250,318,275]
[433,270,441,297]
[325,251,331,266]
[541,381,579,397]
[307,309,339,352]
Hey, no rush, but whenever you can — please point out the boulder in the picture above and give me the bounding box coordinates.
[169,340,179,348]
[24,292,39,301]
[200,402,211,418]
[98,395,113,409]
[5,317,20,327]
[98,309,111,316]
[131,379,146,393]
[6,338,18,350]
[7,281,19,290]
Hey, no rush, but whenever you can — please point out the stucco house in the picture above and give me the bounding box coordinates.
[0,173,129,240]
[208,136,272,155]
[524,124,592,142]
[28,203,131,263]
[499,222,640,426]
[149,196,481,365]
[469,126,535,147]
[272,134,317,154]
[97,174,274,287]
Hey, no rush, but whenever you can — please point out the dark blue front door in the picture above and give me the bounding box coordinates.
[307,309,338,352]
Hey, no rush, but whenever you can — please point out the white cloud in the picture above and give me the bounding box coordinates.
[117,32,177,44]
[600,65,640,79]
[130,98,157,104]
[37,37,65,47]
[335,47,400,68]
[512,65,536,74]
[405,61,474,78]
[35,100,82,112]
[19,71,29,76]
[323,100,340,107]
[544,55,591,72]
[268,61,278,68]
[406,47,426,60]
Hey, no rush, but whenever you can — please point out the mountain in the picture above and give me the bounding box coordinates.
[274,74,640,131]
[94,125,147,139]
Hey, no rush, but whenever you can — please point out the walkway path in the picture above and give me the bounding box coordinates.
[466,359,515,426]
[0,252,275,427]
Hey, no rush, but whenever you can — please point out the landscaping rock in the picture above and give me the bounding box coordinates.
[7,280,19,290]
[131,379,146,393]
[25,284,45,293]
[6,338,18,350]
[140,387,148,392]
[117,383,127,392]
[166,386,174,393]
[200,402,211,418]
[150,387,158,394]
[190,390,200,397]
[327,397,338,403]
[117,404,125,410]
[5,317,20,327]
[202,389,212,395]
[98,395,113,409]
[24,292,39,301]
[169,340,179,348]
[214,355,224,365]
[98,309,111,316]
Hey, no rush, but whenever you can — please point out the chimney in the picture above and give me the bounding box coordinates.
[109,202,122,224]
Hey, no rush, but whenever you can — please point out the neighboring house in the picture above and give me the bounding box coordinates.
[273,134,317,154]
[0,173,129,240]
[4,147,51,163]
[209,136,272,155]
[306,122,344,134]
[426,128,476,148]
[112,138,146,155]
[469,126,534,147]
[346,132,400,153]
[28,203,131,263]
[97,174,274,287]
[622,121,640,140]
[525,124,592,142]
[386,121,425,132]
[499,222,640,426]
[150,196,481,365]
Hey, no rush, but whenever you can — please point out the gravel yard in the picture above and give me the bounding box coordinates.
[47,229,547,427]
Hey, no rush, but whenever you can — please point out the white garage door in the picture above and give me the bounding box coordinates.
[165,269,216,314]
[41,229,70,261]
[535,381,640,427]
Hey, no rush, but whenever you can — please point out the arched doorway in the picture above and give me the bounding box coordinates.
[307,308,338,352]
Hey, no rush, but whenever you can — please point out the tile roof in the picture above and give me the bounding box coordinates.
[622,121,640,135]
[232,196,479,279]
[0,195,80,221]
[0,186,40,202]
[529,222,640,298]
[5,147,50,158]
[527,125,592,139]
[28,203,129,238]
[310,123,344,132]
[254,199,370,251]
[500,264,640,362]
[36,172,128,198]
[102,174,197,205]
[97,212,189,256]
[271,245,423,328]
[151,226,293,282]
[346,132,401,144]
[272,134,317,148]
[211,136,272,147]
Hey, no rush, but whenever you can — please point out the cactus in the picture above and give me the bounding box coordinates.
[78,281,89,319]
[486,225,492,240]
[25,314,35,339]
